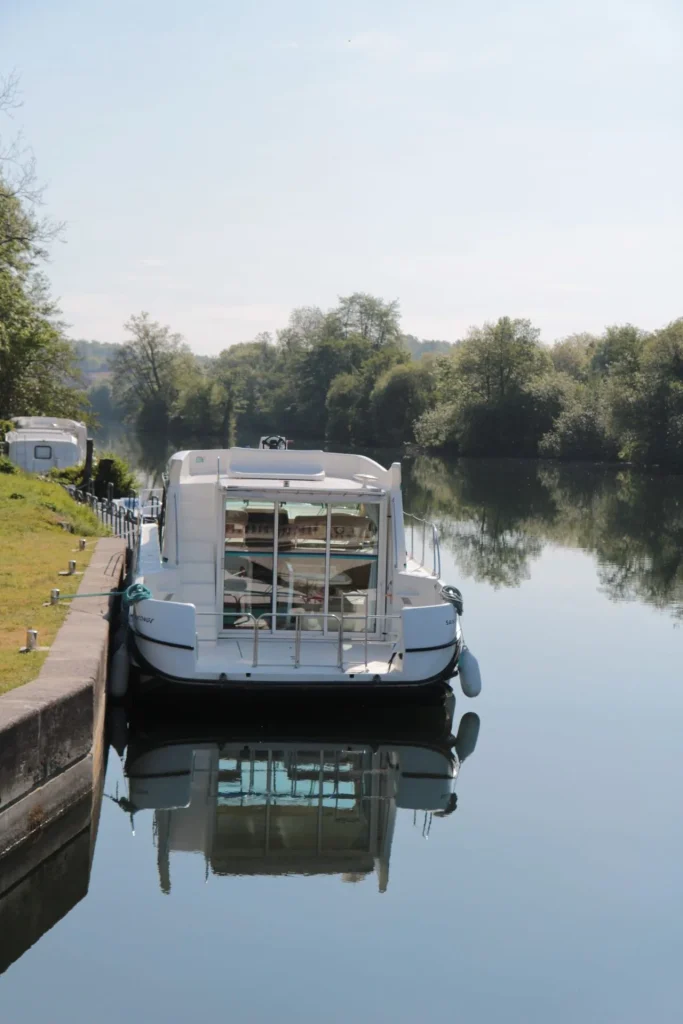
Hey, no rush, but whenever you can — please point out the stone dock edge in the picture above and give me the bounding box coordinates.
[0,537,126,861]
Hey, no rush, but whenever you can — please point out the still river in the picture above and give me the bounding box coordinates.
[2,455,682,1023]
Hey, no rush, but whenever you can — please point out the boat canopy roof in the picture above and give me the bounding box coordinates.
[6,427,79,445]
[11,416,85,431]
[168,447,401,494]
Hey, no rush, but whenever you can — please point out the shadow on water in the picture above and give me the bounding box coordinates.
[107,693,480,895]
[0,706,108,976]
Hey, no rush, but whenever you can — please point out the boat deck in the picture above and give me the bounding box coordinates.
[195,636,399,679]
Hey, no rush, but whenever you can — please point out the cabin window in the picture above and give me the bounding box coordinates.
[223,498,381,633]
[327,503,379,633]
[274,502,328,630]
[224,500,278,629]
[34,445,52,460]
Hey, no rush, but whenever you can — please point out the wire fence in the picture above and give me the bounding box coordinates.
[68,484,149,552]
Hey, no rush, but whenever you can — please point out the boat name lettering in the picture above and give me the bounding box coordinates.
[137,615,155,624]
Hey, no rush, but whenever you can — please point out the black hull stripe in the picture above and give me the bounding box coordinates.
[131,628,194,651]
[129,633,462,689]
[401,772,453,780]
[405,638,458,653]
[127,769,192,780]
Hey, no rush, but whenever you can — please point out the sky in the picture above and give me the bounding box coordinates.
[1,0,682,354]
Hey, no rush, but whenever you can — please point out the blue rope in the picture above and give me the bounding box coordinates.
[122,583,152,607]
[54,583,152,604]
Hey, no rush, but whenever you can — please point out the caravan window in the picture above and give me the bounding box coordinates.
[34,445,52,460]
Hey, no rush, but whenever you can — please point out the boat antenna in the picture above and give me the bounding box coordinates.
[217,455,220,482]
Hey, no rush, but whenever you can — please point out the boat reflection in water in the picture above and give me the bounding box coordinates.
[122,699,480,893]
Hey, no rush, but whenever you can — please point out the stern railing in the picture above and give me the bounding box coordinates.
[197,611,402,671]
[403,513,441,578]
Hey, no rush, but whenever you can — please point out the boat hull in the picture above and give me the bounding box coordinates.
[127,595,463,694]
[128,629,462,697]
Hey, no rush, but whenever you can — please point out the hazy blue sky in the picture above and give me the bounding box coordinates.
[1,0,681,353]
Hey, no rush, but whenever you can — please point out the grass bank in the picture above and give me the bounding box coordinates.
[0,470,109,694]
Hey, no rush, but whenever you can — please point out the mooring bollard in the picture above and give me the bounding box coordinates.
[26,629,38,652]
[51,588,60,605]
[79,538,86,550]
[69,559,76,575]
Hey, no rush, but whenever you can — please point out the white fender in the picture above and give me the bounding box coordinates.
[454,711,480,761]
[109,643,130,699]
[458,647,481,698]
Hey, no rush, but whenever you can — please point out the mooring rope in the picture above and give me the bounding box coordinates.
[52,583,152,605]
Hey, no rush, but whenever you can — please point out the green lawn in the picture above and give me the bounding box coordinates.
[0,470,109,693]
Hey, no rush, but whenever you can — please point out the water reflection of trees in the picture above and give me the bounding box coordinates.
[405,456,683,616]
[94,426,175,488]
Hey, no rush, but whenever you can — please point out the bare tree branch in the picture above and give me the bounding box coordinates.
[0,70,64,266]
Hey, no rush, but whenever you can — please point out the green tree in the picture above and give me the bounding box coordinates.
[610,319,683,469]
[111,313,197,430]
[591,324,648,378]
[455,317,549,402]
[325,372,358,443]
[330,293,401,348]
[418,317,554,456]
[0,270,85,419]
[369,361,435,446]
[550,333,598,381]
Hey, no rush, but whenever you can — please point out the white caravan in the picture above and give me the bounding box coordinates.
[5,417,87,473]
[128,446,481,696]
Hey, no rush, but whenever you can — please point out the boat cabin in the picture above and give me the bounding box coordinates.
[157,447,409,641]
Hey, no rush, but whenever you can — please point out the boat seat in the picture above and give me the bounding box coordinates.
[329,514,375,548]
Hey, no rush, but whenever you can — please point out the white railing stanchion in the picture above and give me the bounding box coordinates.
[338,607,344,670]
[294,613,302,668]
[404,513,441,578]
[252,618,259,667]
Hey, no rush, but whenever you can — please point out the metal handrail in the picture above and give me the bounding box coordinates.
[197,609,402,671]
[403,512,441,578]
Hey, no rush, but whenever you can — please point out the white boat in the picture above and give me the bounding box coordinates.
[128,445,481,696]
[5,417,88,473]
[113,489,163,522]
[120,708,480,892]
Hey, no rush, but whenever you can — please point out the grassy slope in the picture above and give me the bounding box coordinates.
[0,471,109,694]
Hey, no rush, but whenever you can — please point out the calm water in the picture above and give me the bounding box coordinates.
[2,457,683,1023]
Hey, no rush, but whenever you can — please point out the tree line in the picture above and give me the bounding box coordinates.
[98,302,683,471]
